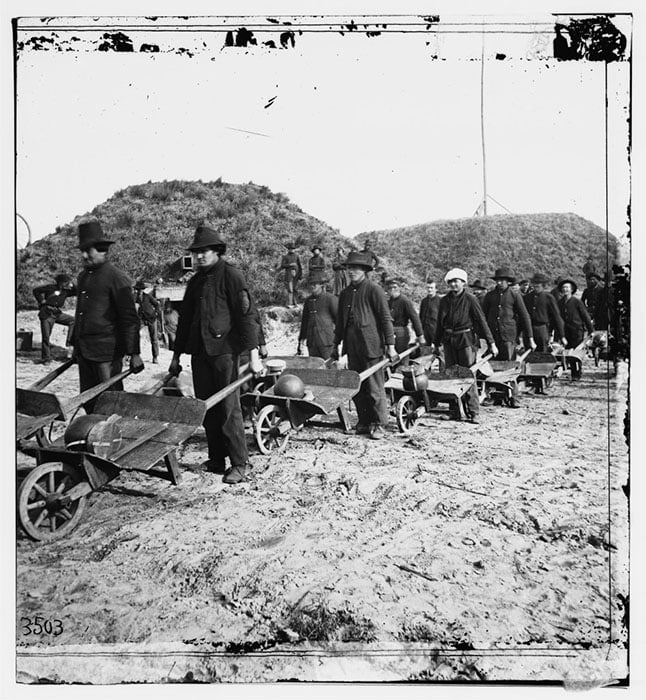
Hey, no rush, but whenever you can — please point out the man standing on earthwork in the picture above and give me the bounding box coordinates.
[72,220,143,412]
[134,280,162,364]
[433,268,496,423]
[276,242,303,307]
[32,273,76,364]
[332,251,397,440]
[169,224,263,484]
[298,271,338,360]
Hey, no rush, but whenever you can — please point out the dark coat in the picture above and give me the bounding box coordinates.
[388,295,423,336]
[33,283,77,321]
[482,287,533,344]
[419,294,441,345]
[278,252,302,282]
[334,279,395,358]
[175,258,258,357]
[434,290,494,349]
[299,292,338,349]
[73,261,140,362]
[137,291,161,324]
[308,254,326,275]
[558,296,594,338]
[523,290,565,339]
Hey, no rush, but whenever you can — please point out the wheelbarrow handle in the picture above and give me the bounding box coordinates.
[63,368,134,415]
[143,372,175,396]
[358,343,420,382]
[27,358,76,392]
[203,371,254,410]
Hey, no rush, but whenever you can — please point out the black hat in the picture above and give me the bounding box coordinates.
[385,278,404,287]
[492,266,516,283]
[530,272,550,285]
[134,280,147,290]
[285,241,297,250]
[55,273,71,285]
[188,225,226,251]
[519,279,529,286]
[344,251,374,271]
[77,221,114,251]
[558,278,578,294]
[311,244,322,254]
[469,279,487,291]
[587,272,601,281]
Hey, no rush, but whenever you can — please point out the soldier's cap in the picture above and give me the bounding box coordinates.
[134,279,148,290]
[55,273,71,285]
[307,271,329,285]
[469,279,487,291]
[587,272,601,281]
[311,244,322,253]
[385,278,404,287]
[77,220,114,251]
[558,278,578,293]
[491,266,516,283]
[344,251,374,271]
[530,272,550,285]
[188,225,226,251]
[519,279,530,285]
[444,268,468,284]
[284,241,297,250]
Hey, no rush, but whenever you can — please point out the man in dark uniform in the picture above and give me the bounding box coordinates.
[468,279,488,305]
[73,221,143,411]
[518,279,531,296]
[360,240,380,271]
[432,268,496,423]
[332,251,396,440]
[134,280,162,364]
[481,266,535,408]
[33,273,76,364]
[523,273,567,352]
[297,271,338,360]
[169,224,262,484]
[332,246,349,296]
[276,242,303,307]
[581,273,602,321]
[386,279,424,362]
[419,280,441,346]
[308,245,326,276]
[558,278,594,379]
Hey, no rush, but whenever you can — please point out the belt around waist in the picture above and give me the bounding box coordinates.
[445,327,470,335]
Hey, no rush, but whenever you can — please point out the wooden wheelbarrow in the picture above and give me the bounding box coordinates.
[518,350,561,394]
[476,349,531,405]
[552,341,587,380]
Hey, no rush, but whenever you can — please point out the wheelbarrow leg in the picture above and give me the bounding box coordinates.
[337,404,353,433]
[164,450,182,485]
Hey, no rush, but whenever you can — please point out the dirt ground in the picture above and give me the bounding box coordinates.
[15,309,629,684]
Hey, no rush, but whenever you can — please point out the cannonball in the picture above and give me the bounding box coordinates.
[402,370,428,392]
[64,414,105,450]
[274,373,306,399]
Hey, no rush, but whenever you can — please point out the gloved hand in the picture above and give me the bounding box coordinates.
[330,347,340,362]
[489,343,499,358]
[168,356,182,376]
[386,345,398,362]
[529,337,537,351]
[129,353,145,373]
[249,348,265,377]
[259,345,269,359]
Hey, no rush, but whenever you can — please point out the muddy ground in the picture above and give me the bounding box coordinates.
[15,309,629,684]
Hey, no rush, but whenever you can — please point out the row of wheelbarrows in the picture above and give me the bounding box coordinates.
[16,342,586,543]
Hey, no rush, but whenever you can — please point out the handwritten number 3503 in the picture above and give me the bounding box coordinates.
[21,617,63,636]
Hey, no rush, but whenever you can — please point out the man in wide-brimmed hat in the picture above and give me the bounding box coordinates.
[276,241,303,307]
[557,278,594,378]
[432,268,496,423]
[169,224,263,484]
[468,279,488,305]
[32,273,76,364]
[297,271,338,360]
[72,220,143,411]
[134,280,162,364]
[481,266,535,407]
[386,278,424,363]
[333,251,396,439]
[307,244,326,277]
[581,272,602,320]
[523,273,567,353]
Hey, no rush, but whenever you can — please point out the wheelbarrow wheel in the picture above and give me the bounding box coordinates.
[18,462,88,542]
[396,396,418,434]
[255,404,289,455]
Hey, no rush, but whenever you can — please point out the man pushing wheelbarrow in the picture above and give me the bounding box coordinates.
[168,224,264,484]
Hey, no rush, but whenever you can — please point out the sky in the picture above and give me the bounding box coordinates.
[12,11,632,249]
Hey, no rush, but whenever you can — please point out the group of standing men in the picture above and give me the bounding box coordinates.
[29,219,599,482]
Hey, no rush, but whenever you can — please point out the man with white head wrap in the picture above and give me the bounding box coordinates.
[431,268,497,423]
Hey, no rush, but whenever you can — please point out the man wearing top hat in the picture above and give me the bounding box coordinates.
[73,220,143,411]
[307,245,326,277]
[134,280,162,364]
[557,278,594,379]
[432,268,496,423]
[297,271,338,360]
[276,242,303,307]
[169,224,263,484]
[332,251,396,440]
[523,273,567,353]
[33,273,77,364]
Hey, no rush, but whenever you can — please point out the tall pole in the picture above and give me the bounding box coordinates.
[480,27,488,216]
